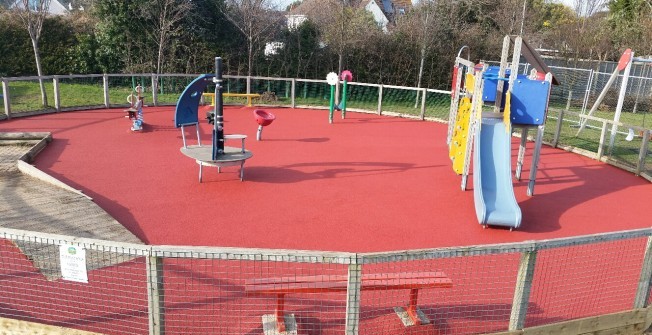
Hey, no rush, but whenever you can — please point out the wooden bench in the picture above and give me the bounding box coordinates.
[245,272,452,334]
[203,92,261,107]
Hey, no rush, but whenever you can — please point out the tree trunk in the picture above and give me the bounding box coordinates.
[157,34,165,74]
[415,46,426,108]
[248,36,253,77]
[31,38,47,107]
[335,51,343,104]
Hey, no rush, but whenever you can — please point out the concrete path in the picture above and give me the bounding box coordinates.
[0,133,144,280]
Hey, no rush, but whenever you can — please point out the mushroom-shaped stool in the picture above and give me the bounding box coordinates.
[254,109,276,141]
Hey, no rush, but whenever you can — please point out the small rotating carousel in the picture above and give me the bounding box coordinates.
[174,57,253,182]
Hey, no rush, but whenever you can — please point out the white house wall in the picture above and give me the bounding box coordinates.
[364,0,389,32]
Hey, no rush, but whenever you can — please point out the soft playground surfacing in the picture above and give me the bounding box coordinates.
[1,106,650,252]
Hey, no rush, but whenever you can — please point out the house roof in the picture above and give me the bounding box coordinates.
[392,0,411,10]
[287,0,321,16]
[10,0,69,15]
[288,0,406,15]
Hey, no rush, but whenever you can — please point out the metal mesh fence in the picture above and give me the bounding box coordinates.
[295,80,330,108]
[223,77,248,95]
[568,116,603,154]
[646,138,652,176]
[425,90,452,121]
[380,86,421,118]
[346,84,379,112]
[58,76,104,110]
[0,235,149,335]
[360,253,520,335]
[250,78,293,107]
[107,75,146,108]
[548,67,592,111]
[157,253,351,335]
[157,75,197,105]
[2,78,56,115]
[1,229,652,335]
[526,237,647,327]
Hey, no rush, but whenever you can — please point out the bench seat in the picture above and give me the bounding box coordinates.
[203,92,261,107]
[245,272,452,334]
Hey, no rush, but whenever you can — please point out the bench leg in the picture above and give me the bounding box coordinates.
[276,294,285,332]
[393,289,430,327]
[261,294,297,335]
[406,289,422,325]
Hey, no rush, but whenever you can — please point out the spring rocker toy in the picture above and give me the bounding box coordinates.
[125,85,145,132]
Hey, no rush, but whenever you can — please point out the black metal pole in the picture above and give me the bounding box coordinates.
[213,57,225,160]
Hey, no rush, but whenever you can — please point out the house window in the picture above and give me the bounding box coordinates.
[398,8,405,14]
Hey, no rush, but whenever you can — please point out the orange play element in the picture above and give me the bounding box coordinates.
[451,66,459,98]
[618,49,633,71]
[254,109,275,127]
[245,272,453,333]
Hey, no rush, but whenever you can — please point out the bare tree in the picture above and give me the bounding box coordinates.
[14,0,50,106]
[318,0,379,76]
[395,1,440,106]
[221,0,282,77]
[140,0,193,74]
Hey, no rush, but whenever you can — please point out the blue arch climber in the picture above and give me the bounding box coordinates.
[174,74,215,127]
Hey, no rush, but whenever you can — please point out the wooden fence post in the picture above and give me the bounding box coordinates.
[420,88,427,120]
[345,257,362,335]
[377,85,383,115]
[103,74,110,108]
[552,109,564,148]
[2,79,10,118]
[291,79,296,108]
[509,246,537,330]
[53,76,61,112]
[147,255,165,335]
[634,236,652,308]
[636,130,650,176]
[151,74,159,107]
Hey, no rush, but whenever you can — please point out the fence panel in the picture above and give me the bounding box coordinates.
[3,78,55,115]
[156,252,350,335]
[645,136,652,176]
[360,254,521,335]
[424,90,452,121]
[380,86,421,117]
[58,76,104,110]
[548,67,592,112]
[346,83,379,112]
[295,80,330,108]
[526,237,647,328]
[0,235,149,335]
[106,75,158,108]
[606,128,646,170]
[250,78,292,107]
[157,75,198,105]
[554,111,603,154]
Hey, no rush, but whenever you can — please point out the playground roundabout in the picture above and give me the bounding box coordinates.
[1,104,650,252]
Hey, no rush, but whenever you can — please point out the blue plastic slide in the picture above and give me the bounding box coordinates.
[473,118,522,228]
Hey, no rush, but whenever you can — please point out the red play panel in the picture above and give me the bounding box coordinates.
[1,107,650,252]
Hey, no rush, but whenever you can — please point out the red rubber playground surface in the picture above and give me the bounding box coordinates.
[1,106,651,252]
